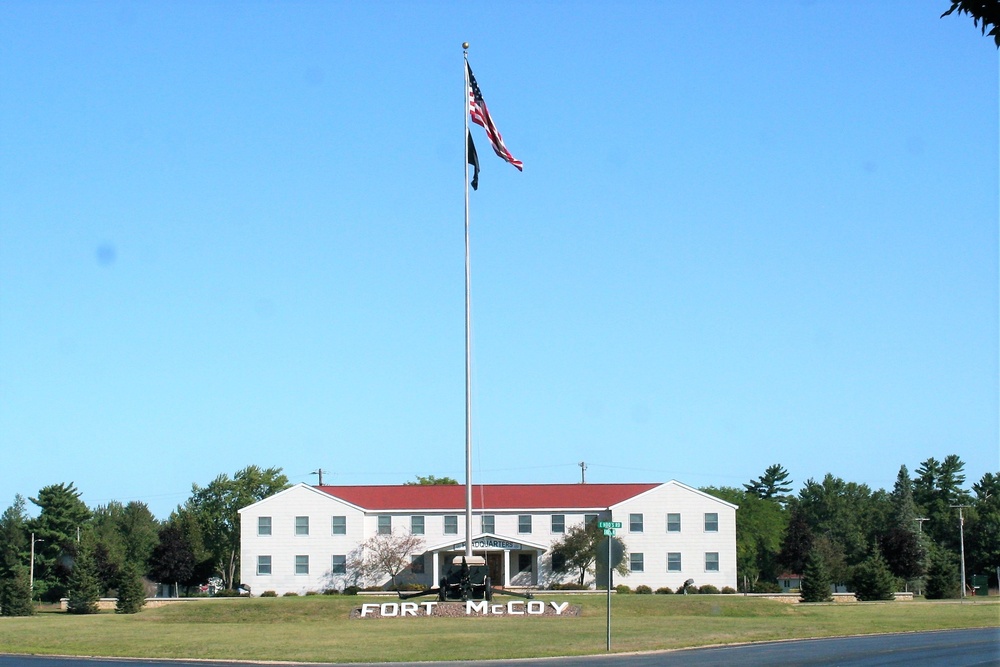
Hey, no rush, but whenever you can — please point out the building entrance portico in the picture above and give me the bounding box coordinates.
[427,534,548,588]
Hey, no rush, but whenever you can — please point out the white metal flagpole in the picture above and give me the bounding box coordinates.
[462,42,474,559]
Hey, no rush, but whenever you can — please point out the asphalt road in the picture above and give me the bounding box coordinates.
[1,628,997,666]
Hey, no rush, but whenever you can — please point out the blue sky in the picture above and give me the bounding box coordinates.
[1,1,997,519]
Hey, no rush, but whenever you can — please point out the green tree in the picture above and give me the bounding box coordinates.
[965,472,1000,587]
[404,475,459,485]
[114,561,147,614]
[549,521,627,587]
[851,551,896,601]
[66,544,101,614]
[743,464,794,505]
[703,486,786,589]
[185,466,289,588]
[0,566,34,616]
[924,545,960,599]
[799,549,833,603]
[942,1,1000,47]
[880,465,926,585]
[777,504,813,575]
[795,474,880,569]
[28,482,91,601]
[0,495,29,580]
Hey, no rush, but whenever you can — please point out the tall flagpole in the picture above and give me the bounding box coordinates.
[462,42,474,559]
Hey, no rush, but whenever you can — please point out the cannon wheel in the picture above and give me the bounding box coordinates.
[484,576,493,602]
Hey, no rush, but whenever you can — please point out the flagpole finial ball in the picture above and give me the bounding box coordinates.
[462,42,469,50]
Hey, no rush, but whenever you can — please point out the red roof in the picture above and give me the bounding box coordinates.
[315,483,660,511]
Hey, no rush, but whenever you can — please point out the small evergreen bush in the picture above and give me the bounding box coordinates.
[655,586,673,595]
[720,586,736,594]
[343,586,361,596]
[549,582,587,590]
[260,590,278,597]
[66,548,101,615]
[283,591,299,597]
[0,567,35,616]
[615,584,631,594]
[698,584,719,594]
[322,588,340,595]
[634,585,652,594]
[851,552,896,601]
[114,563,147,614]
[305,591,319,596]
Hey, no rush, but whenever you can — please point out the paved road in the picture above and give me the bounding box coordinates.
[1,628,997,666]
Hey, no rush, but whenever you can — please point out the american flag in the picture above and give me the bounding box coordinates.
[467,62,523,172]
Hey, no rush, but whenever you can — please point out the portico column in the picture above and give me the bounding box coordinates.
[503,549,511,587]
[432,553,440,584]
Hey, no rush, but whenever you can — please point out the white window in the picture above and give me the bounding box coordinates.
[705,552,720,572]
[295,555,309,575]
[551,514,565,533]
[704,513,719,532]
[444,515,458,535]
[518,515,532,534]
[257,516,271,536]
[256,555,271,575]
[411,515,425,535]
[667,513,681,533]
[331,515,346,535]
[295,516,309,536]
[630,553,644,572]
[667,552,682,572]
[481,515,495,533]
[377,515,391,535]
[629,513,643,533]
[331,555,346,575]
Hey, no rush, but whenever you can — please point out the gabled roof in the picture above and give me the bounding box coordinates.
[314,483,661,511]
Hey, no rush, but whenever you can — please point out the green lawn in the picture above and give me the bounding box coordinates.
[0,595,996,664]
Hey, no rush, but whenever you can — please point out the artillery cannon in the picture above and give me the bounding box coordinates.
[398,555,533,602]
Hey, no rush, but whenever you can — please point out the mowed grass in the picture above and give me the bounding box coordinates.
[0,595,996,664]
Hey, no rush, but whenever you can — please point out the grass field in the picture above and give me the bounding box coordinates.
[0,594,997,664]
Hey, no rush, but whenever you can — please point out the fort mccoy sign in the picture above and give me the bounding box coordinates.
[352,600,580,619]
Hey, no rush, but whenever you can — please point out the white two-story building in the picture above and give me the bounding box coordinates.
[238,481,737,595]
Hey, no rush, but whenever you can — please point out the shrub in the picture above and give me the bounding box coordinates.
[342,586,361,596]
[800,549,834,603]
[322,588,340,595]
[260,590,278,597]
[752,581,782,593]
[282,592,299,597]
[720,586,736,594]
[215,589,243,597]
[698,584,719,595]
[681,584,698,595]
[655,586,673,595]
[615,584,631,594]
[924,548,960,599]
[549,582,587,591]
[397,583,424,591]
[305,591,319,596]
[851,553,895,601]
[634,585,653,594]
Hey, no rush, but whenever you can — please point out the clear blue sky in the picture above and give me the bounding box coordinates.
[1,1,997,519]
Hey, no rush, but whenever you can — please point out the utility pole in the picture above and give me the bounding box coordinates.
[311,469,326,486]
[579,461,587,484]
[950,505,970,598]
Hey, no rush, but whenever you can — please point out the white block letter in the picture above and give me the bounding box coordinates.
[401,602,418,617]
[527,600,545,614]
[360,603,379,618]
[467,600,489,615]
[381,603,398,617]
[507,601,524,615]
[550,601,569,615]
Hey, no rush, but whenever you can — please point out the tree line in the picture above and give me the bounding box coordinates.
[1,456,996,614]
[703,455,999,600]
[0,465,289,615]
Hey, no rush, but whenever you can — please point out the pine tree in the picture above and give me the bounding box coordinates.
[799,549,833,602]
[0,566,35,616]
[851,552,896,601]
[114,561,146,614]
[66,546,101,614]
[924,546,960,599]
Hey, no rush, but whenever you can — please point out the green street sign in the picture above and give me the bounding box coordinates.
[597,521,622,529]
[603,528,616,536]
